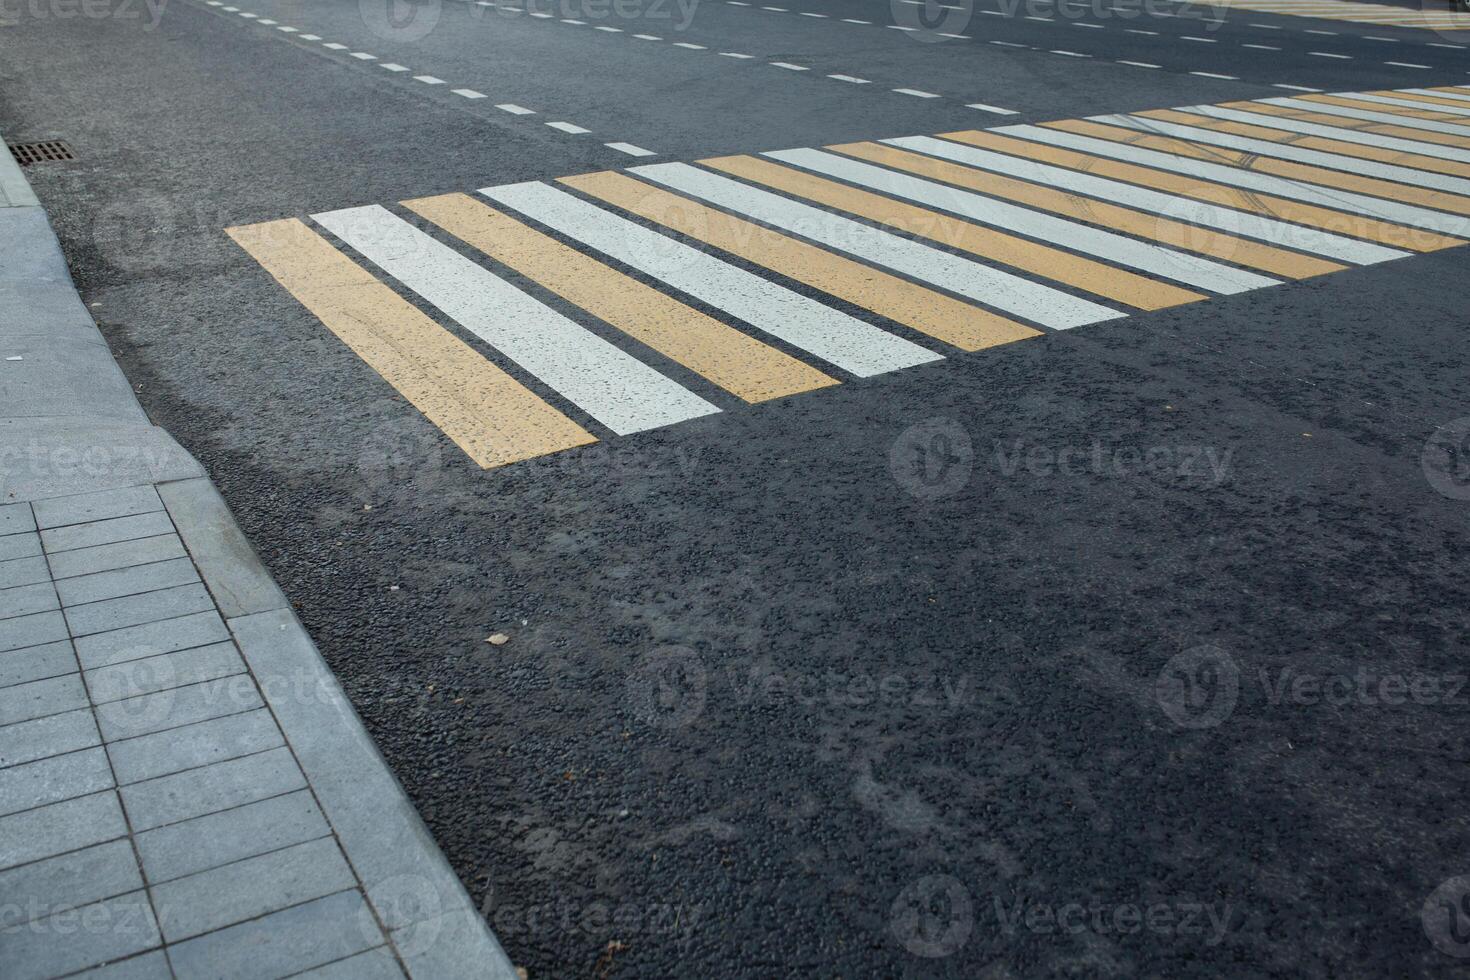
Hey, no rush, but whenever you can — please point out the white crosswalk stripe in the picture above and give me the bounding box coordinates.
[763,147,1279,294]
[311,205,720,435]
[1184,105,1470,164]
[478,181,943,377]
[628,162,1126,331]
[1098,114,1470,197]
[883,134,1404,266]
[998,124,1470,238]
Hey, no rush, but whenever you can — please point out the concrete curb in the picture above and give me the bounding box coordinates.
[0,137,517,978]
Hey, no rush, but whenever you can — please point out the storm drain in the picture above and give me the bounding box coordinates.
[6,140,76,166]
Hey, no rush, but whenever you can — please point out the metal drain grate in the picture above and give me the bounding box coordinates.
[6,140,76,166]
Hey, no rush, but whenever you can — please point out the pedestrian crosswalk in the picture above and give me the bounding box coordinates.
[1196,0,1470,31]
[228,85,1470,470]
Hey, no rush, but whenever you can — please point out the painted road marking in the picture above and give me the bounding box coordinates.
[1107,112,1470,196]
[1233,102,1470,155]
[776,145,1275,294]
[1012,122,1441,254]
[1004,124,1470,239]
[626,162,1125,331]
[561,170,1044,348]
[229,86,1470,471]
[702,154,1208,311]
[910,132,1385,268]
[1145,107,1470,180]
[225,219,596,468]
[1199,0,1470,28]
[403,193,837,403]
[1262,97,1470,141]
[1186,104,1470,164]
[312,205,721,435]
[479,181,942,378]
[1077,117,1470,218]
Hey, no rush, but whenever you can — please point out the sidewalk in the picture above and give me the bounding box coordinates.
[0,139,517,978]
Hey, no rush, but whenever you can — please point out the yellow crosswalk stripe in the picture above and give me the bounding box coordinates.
[1043,119,1470,221]
[833,140,1334,277]
[936,129,1363,272]
[1230,102,1470,152]
[1303,94,1470,128]
[1139,108,1470,182]
[225,218,597,468]
[1374,91,1470,114]
[698,154,1205,312]
[559,170,1042,351]
[402,192,836,404]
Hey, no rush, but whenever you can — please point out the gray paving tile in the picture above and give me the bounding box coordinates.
[0,839,141,925]
[57,557,200,608]
[119,745,305,831]
[0,609,67,654]
[0,708,99,768]
[168,889,377,980]
[0,555,50,590]
[108,709,282,785]
[70,949,172,979]
[40,511,175,555]
[0,581,59,620]
[0,745,114,817]
[0,890,160,980]
[0,531,42,562]
[158,478,288,618]
[48,534,186,581]
[0,639,77,689]
[32,486,163,531]
[231,610,486,937]
[95,673,262,742]
[85,640,243,705]
[394,906,520,980]
[0,791,126,872]
[64,583,215,637]
[75,609,229,669]
[0,672,87,727]
[292,946,405,979]
[154,836,356,942]
[0,502,36,537]
[135,788,328,884]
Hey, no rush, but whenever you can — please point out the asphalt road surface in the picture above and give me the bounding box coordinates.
[5,0,1470,974]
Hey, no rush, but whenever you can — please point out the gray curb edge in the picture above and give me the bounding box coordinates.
[1,138,517,978]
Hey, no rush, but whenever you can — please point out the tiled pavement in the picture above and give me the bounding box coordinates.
[0,483,511,978]
[0,136,514,978]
